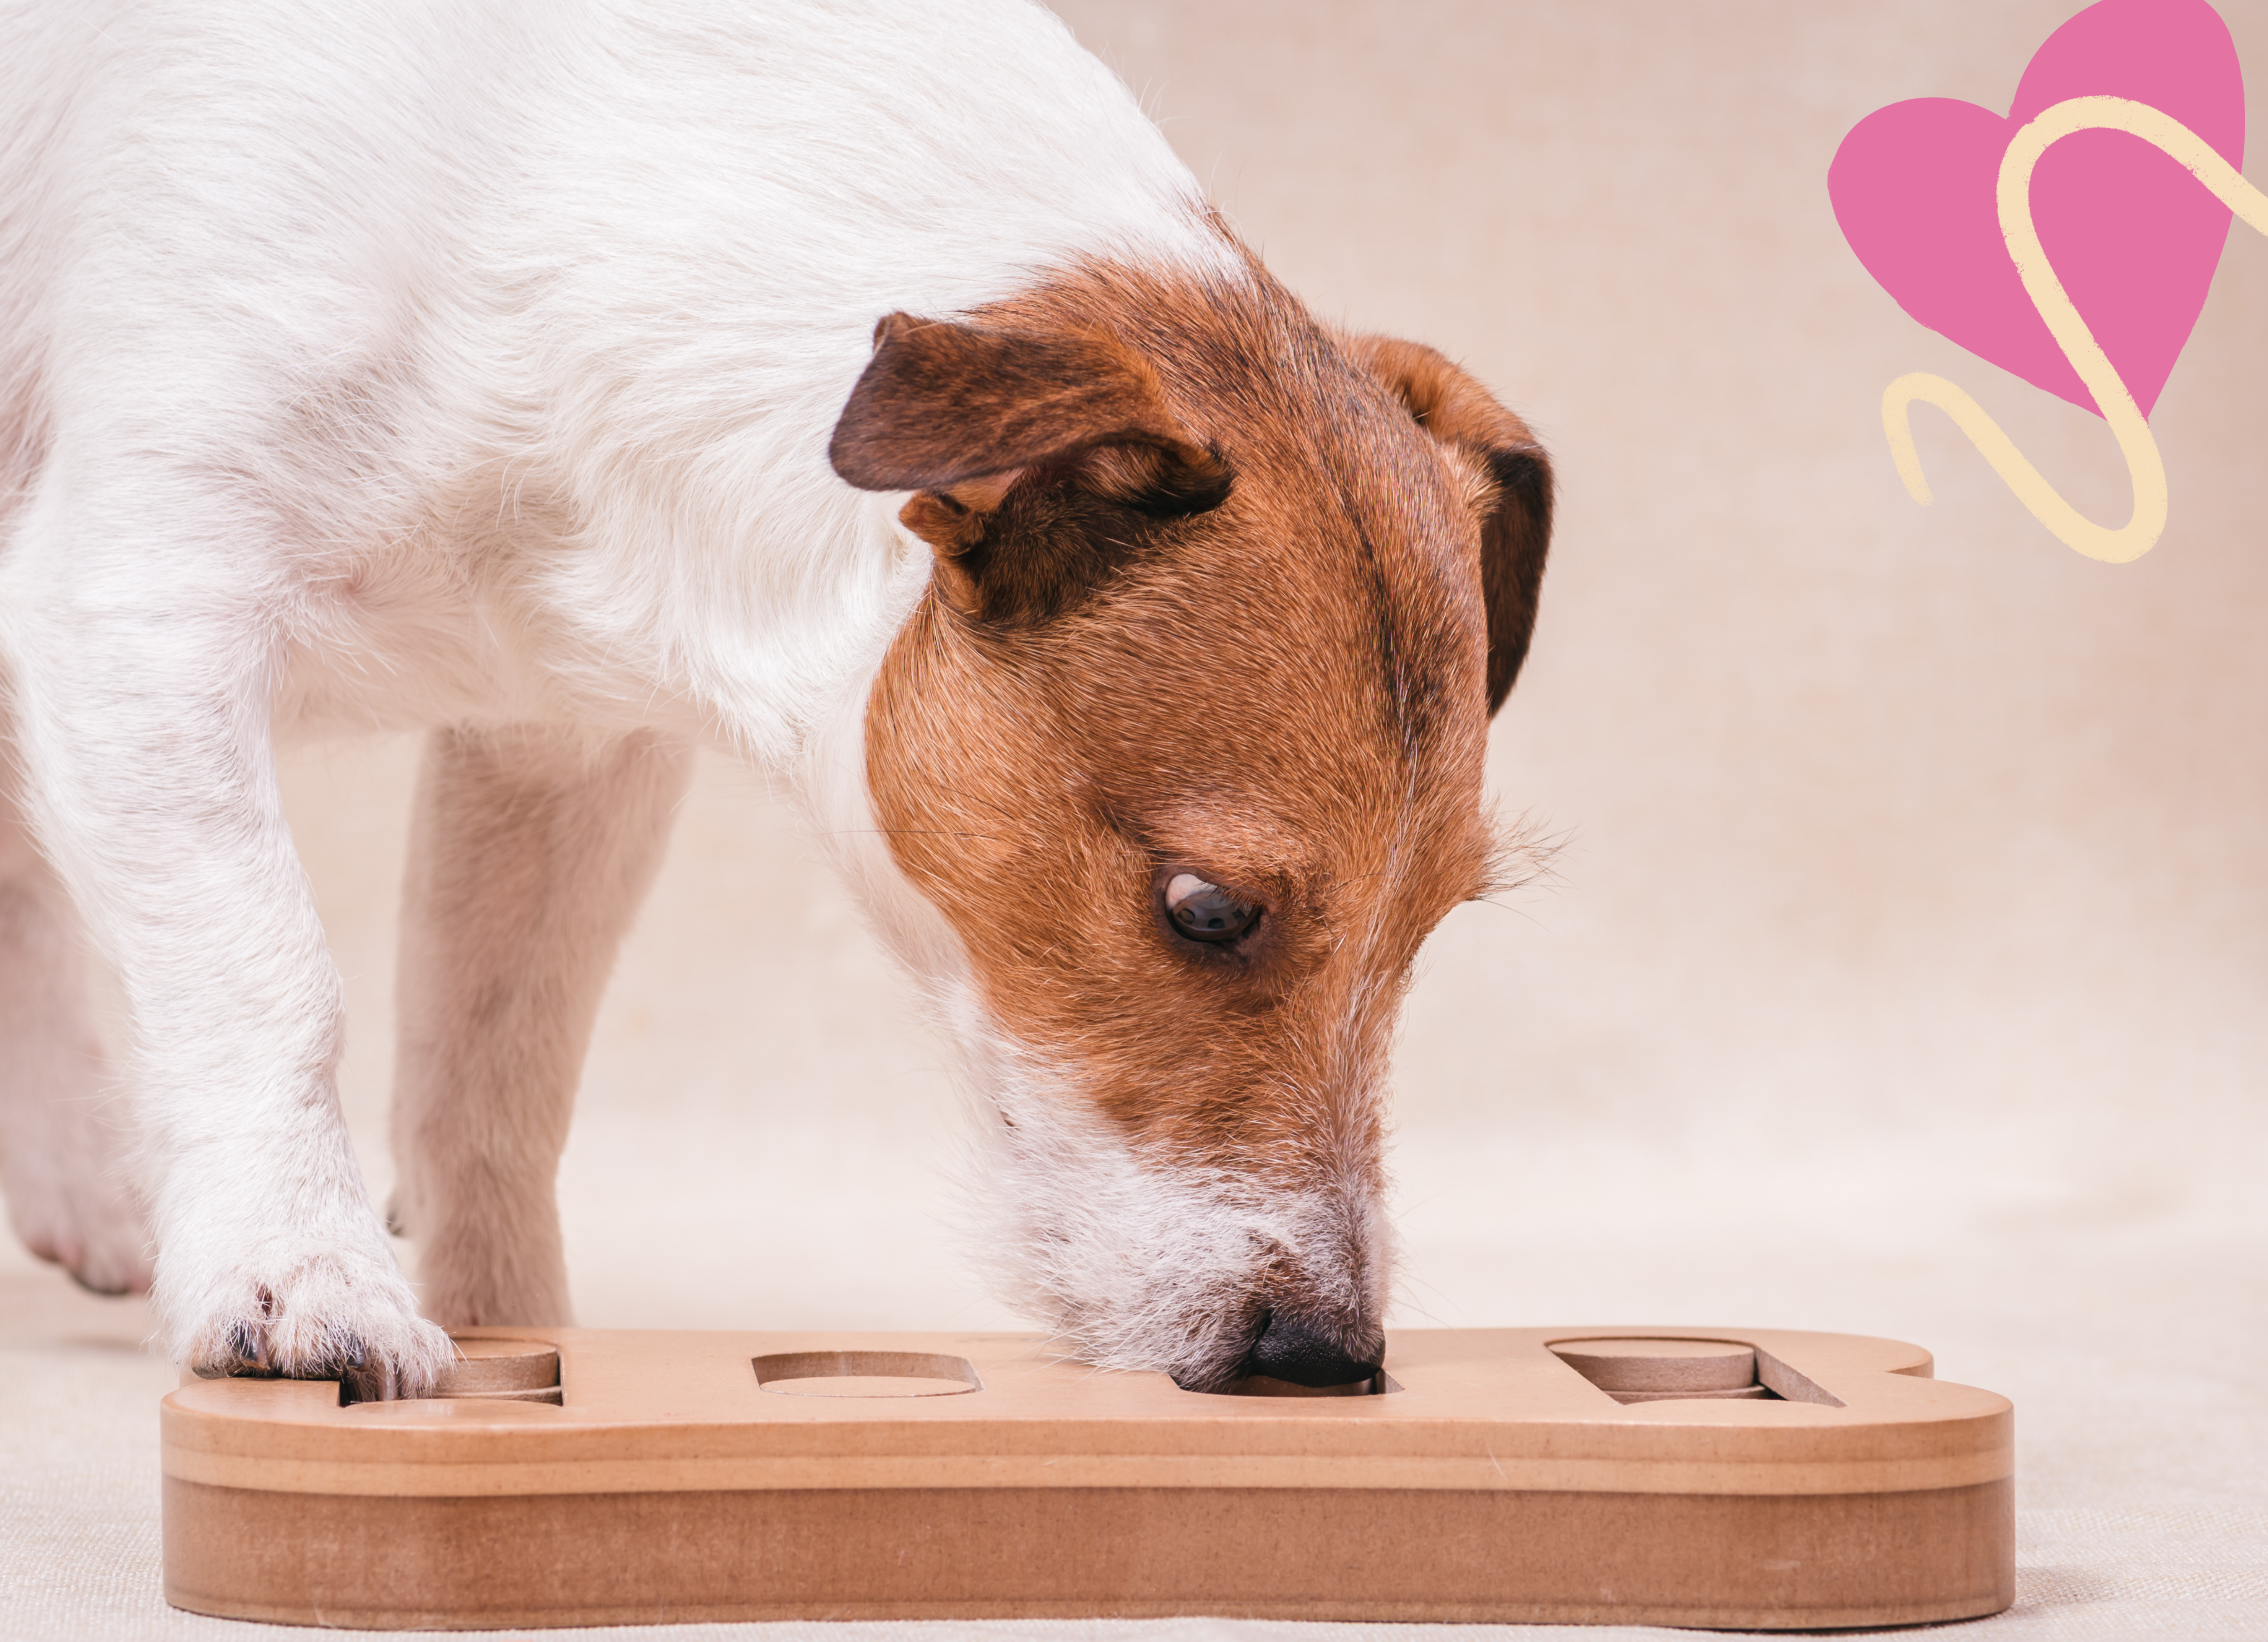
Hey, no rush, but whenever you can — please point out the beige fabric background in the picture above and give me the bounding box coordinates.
[5,1,2267,1636]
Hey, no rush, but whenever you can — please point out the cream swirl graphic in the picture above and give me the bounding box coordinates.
[1885,96,2268,563]
[1830,0,2254,561]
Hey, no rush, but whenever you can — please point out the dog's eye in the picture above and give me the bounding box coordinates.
[1164,873,1260,943]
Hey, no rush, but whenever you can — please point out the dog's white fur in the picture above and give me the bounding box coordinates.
[970,1034,1393,1380]
[0,0,1298,1388]
[0,752,147,1292]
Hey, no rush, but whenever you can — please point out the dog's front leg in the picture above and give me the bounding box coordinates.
[5,547,450,1396]
[0,743,153,1296]
[390,726,693,1327]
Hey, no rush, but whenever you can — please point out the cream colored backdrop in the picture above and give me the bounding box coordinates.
[249,2,2268,1350]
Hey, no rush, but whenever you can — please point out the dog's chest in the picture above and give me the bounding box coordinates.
[268,551,560,744]
[264,494,660,744]
[263,481,923,759]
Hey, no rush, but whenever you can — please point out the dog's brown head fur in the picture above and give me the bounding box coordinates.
[831,260,1550,1391]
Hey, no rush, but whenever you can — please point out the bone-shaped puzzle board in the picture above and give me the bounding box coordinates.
[161,1326,2014,1629]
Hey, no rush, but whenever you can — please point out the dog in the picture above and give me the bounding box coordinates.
[0,0,1551,1397]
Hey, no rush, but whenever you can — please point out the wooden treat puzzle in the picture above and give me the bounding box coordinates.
[161,1326,2014,1629]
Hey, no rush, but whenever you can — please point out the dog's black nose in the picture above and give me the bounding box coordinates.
[1246,1311,1383,1388]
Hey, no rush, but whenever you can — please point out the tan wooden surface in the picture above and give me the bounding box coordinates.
[161,1326,2015,1630]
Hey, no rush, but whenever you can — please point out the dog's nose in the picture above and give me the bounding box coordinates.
[1246,1311,1383,1388]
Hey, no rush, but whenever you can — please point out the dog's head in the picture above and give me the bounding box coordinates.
[829,262,1550,1392]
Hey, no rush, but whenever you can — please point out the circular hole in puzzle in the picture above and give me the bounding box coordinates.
[337,1336,562,1407]
[1548,1337,1762,1400]
[435,1337,562,1401]
[343,1398,566,1422]
[753,1350,982,1397]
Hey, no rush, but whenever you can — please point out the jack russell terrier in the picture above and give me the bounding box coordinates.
[0,0,1551,1396]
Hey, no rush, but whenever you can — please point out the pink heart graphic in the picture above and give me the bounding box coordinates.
[1829,0,2244,419]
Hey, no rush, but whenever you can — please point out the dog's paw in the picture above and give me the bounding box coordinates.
[2,1128,156,1297]
[177,1245,455,1401]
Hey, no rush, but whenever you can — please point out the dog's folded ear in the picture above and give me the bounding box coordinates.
[1343,336,1553,716]
[829,313,1232,624]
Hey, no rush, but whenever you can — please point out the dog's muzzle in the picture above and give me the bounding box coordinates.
[1245,1310,1384,1388]
[1170,1309,1385,1392]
